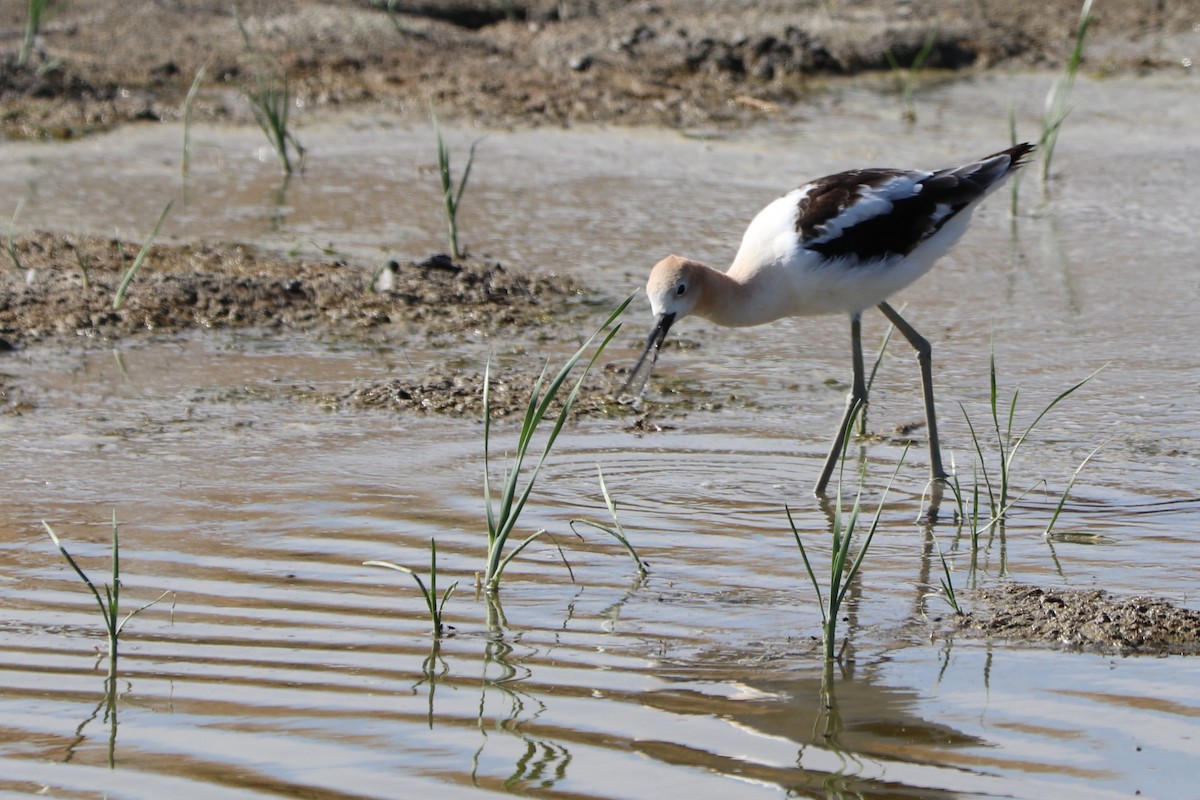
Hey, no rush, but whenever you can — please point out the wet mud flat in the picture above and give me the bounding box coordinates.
[4,230,1200,656]
[0,231,696,422]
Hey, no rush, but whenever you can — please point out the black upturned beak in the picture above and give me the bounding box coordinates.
[621,312,676,398]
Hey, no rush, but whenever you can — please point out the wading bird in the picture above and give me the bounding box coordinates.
[625,143,1035,497]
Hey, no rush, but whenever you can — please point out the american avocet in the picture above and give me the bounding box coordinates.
[626,142,1035,496]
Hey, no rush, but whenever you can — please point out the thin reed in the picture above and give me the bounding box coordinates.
[949,350,1103,544]
[931,534,962,615]
[1008,103,1022,216]
[5,201,24,277]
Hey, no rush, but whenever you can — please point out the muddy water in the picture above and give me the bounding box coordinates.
[3,72,1200,798]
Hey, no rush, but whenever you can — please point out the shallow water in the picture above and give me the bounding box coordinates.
[2,71,1199,798]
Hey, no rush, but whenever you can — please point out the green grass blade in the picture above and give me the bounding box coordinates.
[455,139,480,212]
[911,27,938,71]
[494,364,548,536]
[5,200,26,276]
[786,506,826,624]
[364,559,433,612]
[116,589,171,635]
[483,357,497,538]
[113,200,173,310]
[932,534,962,615]
[109,510,120,629]
[839,448,907,595]
[482,293,633,588]
[42,522,110,626]
[1043,440,1106,537]
[1008,364,1106,460]
[594,465,648,576]
[493,528,563,583]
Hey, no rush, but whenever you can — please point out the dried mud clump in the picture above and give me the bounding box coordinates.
[0,233,582,347]
[959,583,1200,656]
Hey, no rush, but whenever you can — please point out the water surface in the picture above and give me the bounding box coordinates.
[1,71,1198,798]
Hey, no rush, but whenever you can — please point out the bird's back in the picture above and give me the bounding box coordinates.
[726,143,1034,318]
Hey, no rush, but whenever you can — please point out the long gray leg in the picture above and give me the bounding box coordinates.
[876,301,947,485]
[815,312,867,496]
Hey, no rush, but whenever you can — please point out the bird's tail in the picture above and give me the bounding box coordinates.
[938,142,1035,198]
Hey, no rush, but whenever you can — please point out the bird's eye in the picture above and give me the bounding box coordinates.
[676,284,687,296]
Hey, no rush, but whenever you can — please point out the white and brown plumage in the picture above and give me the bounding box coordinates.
[626,143,1035,496]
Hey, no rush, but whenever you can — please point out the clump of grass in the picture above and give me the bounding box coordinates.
[43,512,169,683]
[789,411,906,662]
[113,200,173,310]
[236,7,306,176]
[961,349,1101,527]
[1040,0,1094,188]
[366,539,458,636]
[884,27,938,123]
[433,110,481,260]
[481,294,634,593]
[947,350,1103,547]
[568,466,650,579]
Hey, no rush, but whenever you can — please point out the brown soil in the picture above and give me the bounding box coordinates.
[1,232,706,420]
[0,232,581,347]
[0,1,1191,138]
[957,583,1200,655]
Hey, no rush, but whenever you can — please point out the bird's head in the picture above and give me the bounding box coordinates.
[646,254,704,322]
[622,255,704,398]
